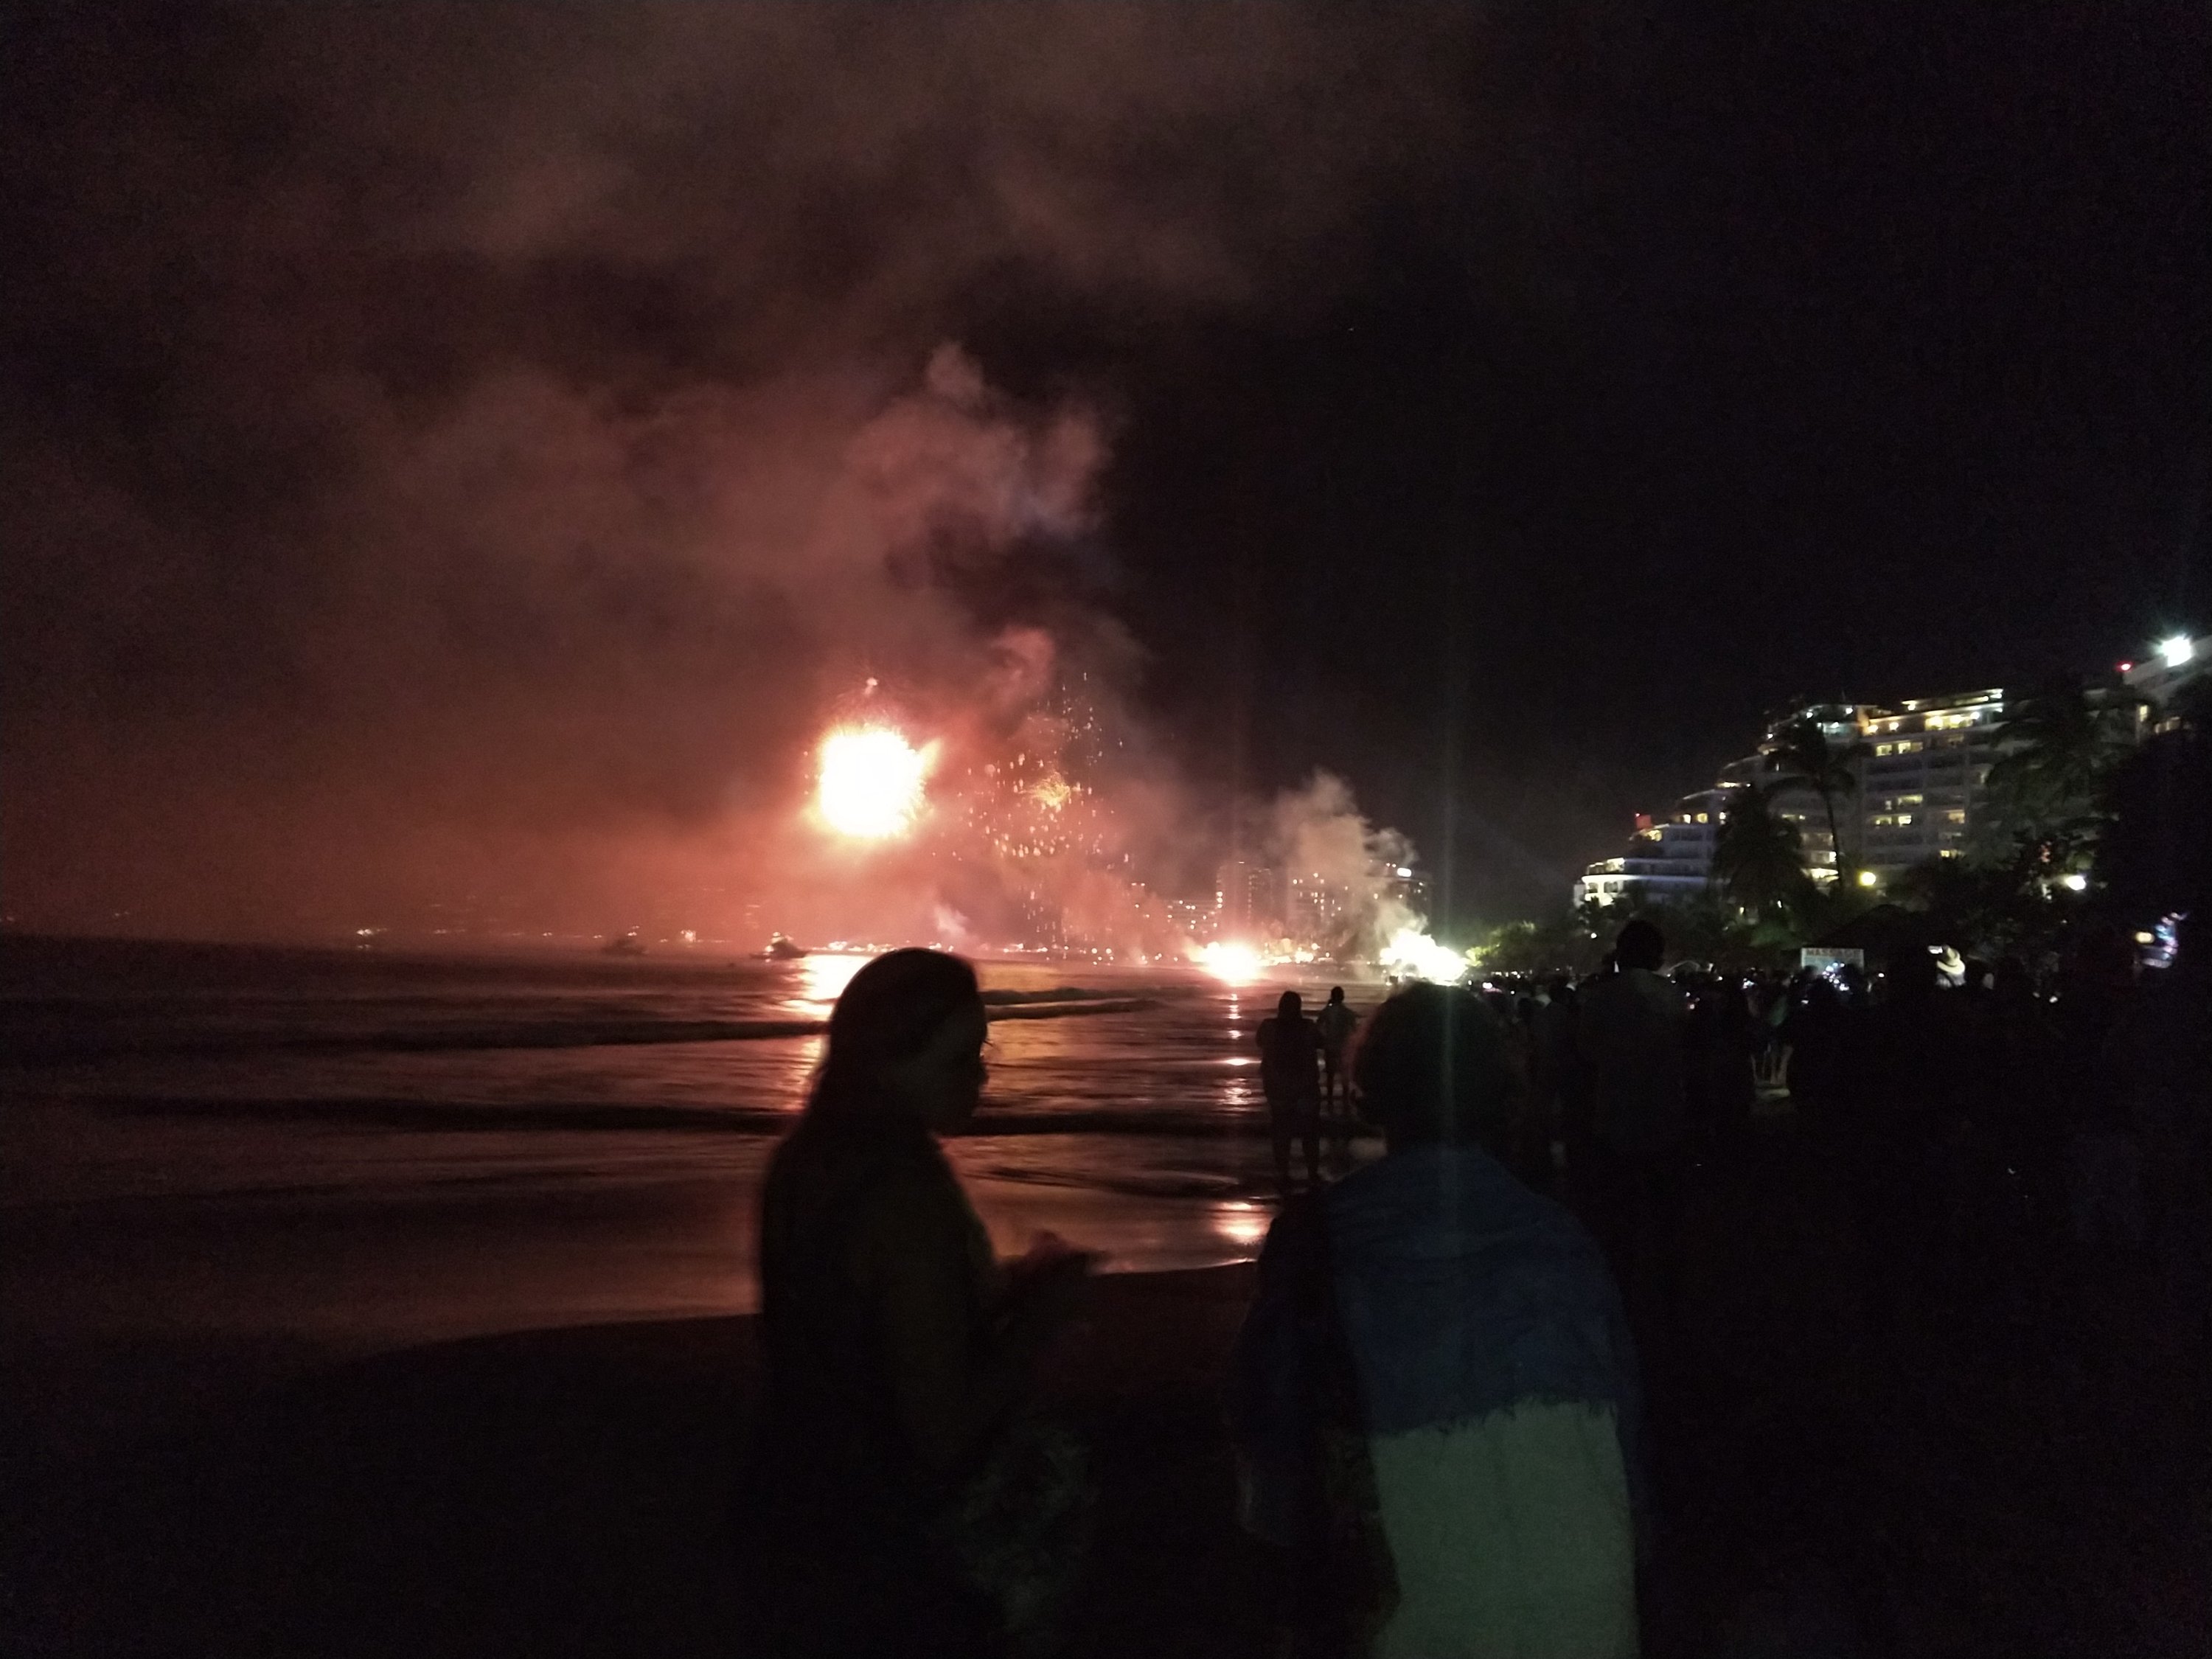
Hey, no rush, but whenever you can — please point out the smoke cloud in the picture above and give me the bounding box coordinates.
[1265,772,1424,957]
[1,5,1484,942]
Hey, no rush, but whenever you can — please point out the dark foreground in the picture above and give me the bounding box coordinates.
[5,1125,2208,1658]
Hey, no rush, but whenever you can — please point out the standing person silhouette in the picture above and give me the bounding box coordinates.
[1229,984,1645,1658]
[1573,919,1688,1377]
[1259,990,1325,1192]
[1314,987,1360,1149]
[743,948,1095,1658]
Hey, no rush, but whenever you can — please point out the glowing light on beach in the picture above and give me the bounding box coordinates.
[817,726,930,840]
[1380,925,1468,984]
[1196,941,1262,984]
[1212,1199,1272,1251]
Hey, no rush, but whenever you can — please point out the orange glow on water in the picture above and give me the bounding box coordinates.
[796,952,870,1008]
[1211,1199,1272,1251]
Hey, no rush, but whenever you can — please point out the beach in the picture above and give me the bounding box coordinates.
[6,937,2208,1655]
[0,938,1320,1655]
[7,1265,1271,1658]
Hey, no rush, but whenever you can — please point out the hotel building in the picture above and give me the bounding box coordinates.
[1575,690,2015,904]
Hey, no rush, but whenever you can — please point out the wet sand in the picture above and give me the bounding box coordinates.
[4,1265,1270,1658]
[7,1124,2209,1657]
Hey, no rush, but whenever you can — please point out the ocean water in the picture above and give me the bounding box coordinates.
[0,937,1369,1366]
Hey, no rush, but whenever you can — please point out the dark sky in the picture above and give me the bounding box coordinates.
[4,4,2208,937]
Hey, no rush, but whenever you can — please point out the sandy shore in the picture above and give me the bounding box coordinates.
[3,1265,1270,1658]
[9,1129,2209,1657]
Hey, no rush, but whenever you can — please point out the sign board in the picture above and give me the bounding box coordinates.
[1799,947,1865,973]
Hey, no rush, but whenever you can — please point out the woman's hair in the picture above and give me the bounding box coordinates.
[1349,982,1517,1151]
[809,948,981,1120]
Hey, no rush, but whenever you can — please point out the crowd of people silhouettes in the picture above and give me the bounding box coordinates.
[745,919,2208,1656]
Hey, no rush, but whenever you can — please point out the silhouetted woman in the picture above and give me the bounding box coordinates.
[741,949,1092,1657]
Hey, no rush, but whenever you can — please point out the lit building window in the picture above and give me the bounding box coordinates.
[1945,809,1966,824]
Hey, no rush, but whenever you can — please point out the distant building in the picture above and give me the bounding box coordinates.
[1575,691,2008,904]
[1573,785,1728,907]
[1854,687,2009,877]
[1380,861,1430,917]
[1755,702,1874,880]
[1576,636,2206,908]
[1164,896,1212,939]
[1284,870,1349,942]
[1215,858,1281,938]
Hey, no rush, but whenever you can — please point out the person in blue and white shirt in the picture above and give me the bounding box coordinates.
[1229,982,1646,1658]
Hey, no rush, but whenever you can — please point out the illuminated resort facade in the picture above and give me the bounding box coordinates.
[1856,689,2007,874]
[1573,633,2206,908]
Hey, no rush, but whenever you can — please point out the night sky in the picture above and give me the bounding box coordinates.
[4,4,2208,936]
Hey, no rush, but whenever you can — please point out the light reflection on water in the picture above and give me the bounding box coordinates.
[793,951,870,1012]
[3,946,1389,1338]
[1211,1198,1273,1251]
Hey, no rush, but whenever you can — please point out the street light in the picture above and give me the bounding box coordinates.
[2061,872,2088,892]
[2158,635,2195,669]
[1856,869,1878,888]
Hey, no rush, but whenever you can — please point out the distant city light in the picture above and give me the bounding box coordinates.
[817,726,931,840]
[1394,865,1413,879]
[2158,635,2195,669]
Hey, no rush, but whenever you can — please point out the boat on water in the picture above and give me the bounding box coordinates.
[762,933,808,961]
[602,931,647,957]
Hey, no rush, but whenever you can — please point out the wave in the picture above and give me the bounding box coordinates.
[0,1017,826,1068]
[0,995,1162,1067]
[63,1093,1275,1141]
[978,986,1188,1006]
[981,997,1157,1022]
[78,1094,795,1135]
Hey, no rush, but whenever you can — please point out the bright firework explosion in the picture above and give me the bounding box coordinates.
[1194,940,1263,983]
[816,726,932,840]
[1379,924,1470,984]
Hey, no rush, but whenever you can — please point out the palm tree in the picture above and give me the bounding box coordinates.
[1986,675,2143,840]
[1769,713,1870,883]
[1710,783,1815,917]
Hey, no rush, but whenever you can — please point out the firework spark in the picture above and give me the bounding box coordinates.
[1379,925,1468,984]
